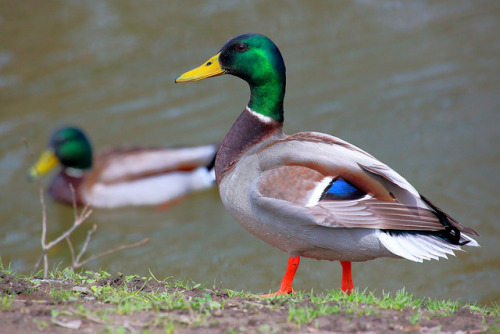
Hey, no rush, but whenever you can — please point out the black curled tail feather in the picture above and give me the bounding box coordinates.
[420,195,479,245]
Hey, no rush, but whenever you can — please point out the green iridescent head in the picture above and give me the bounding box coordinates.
[176,33,286,122]
[29,127,93,179]
[50,127,93,169]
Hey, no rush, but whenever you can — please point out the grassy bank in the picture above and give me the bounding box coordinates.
[1,267,499,333]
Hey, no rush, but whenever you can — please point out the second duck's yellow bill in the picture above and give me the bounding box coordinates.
[175,53,225,82]
[28,149,58,179]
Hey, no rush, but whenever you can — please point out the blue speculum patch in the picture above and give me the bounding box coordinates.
[322,178,366,200]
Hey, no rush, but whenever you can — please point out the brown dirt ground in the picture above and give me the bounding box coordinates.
[0,272,496,333]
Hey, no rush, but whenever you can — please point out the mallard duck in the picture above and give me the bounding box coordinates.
[175,33,480,296]
[29,126,218,208]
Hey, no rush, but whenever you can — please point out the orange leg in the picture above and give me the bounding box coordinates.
[340,261,353,295]
[259,256,300,297]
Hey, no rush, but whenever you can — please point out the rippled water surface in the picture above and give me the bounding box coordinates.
[1,1,499,304]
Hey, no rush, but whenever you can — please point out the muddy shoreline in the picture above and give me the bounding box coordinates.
[1,271,497,333]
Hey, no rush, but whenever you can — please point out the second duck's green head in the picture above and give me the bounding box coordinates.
[176,33,286,121]
[29,127,93,179]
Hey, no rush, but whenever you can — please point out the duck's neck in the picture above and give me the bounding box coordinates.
[215,107,283,185]
[248,77,285,122]
[215,58,286,184]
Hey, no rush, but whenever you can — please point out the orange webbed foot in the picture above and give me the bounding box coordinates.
[256,256,300,298]
[257,288,296,298]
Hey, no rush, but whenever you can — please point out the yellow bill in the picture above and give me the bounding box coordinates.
[175,53,225,82]
[28,149,59,180]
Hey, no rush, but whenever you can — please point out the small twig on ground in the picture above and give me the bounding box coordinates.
[24,138,50,278]
[73,237,149,269]
[74,224,97,266]
[66,237,76,266]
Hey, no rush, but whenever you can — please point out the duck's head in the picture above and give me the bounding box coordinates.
[176,33,286,121]
[29,127,93,179]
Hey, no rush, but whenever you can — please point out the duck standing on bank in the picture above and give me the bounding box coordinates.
[175,33,480,296]
[29,127,217,209]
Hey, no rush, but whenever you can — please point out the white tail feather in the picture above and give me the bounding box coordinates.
[378,232,478,263]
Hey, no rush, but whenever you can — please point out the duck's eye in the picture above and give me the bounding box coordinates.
[234,43,247,52]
